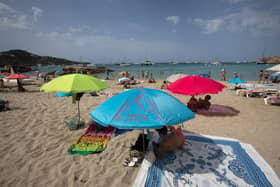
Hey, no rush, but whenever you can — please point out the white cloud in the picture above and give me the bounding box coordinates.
[68,25,90,33]
[191,8,280,35]
[32,6,42,22]
[0,3,30,30]
[226,8,280,34]
[0,15,28,29]
[166,16,180,25]
[192,18,224,34]
[0,2,15,13]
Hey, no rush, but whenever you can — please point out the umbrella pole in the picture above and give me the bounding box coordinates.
[77,100,80,125]
[142,129,145,153]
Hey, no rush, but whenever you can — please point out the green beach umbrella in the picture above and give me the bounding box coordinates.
[40,73,109,126]
[40,73,109,93]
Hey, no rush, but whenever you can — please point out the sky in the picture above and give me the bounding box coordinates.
[0,0,280,63]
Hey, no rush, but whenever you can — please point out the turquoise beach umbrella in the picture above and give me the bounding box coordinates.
[228,78,247,84]
[89,88,195,129]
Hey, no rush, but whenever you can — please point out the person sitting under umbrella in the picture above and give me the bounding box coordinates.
[197,95,211,110]
[187,96,198,112]
[160,80,169,89]
[153,126,185,159]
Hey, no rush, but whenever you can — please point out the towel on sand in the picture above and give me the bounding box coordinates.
[133,133,280,187]
[68,124,115,155]
[196,104,239,116]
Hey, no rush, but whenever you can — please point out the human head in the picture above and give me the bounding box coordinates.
[163,80,166,84]
[205,95,211,101]
[156,126,168,136]
[260,70,263,72]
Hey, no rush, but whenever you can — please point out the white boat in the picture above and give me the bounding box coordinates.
[140,61,154,66]
[116,62,130,66]
[211,61,222,65]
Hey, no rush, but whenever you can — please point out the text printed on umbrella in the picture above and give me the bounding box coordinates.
[112,91,162,122]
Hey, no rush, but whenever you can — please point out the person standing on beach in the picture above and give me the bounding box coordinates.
[221,69,226,81]
[264,71,269,83]
[259,70,263,83]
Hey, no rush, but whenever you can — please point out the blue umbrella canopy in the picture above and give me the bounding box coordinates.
[228,78,247,84]
[89,88,195,129]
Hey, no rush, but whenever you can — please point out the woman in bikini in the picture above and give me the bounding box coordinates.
[153,126,185,159]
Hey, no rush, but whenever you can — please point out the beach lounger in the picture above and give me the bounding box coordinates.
[264,96,280,105]
[246,89,265,98]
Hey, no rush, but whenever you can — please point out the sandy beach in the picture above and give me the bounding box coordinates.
[0,79,279,187]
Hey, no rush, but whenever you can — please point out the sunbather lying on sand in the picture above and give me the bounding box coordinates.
[153,126,185,159]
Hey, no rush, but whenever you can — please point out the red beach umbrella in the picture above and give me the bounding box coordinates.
[167,75,226,96]
[1,72,10,75]
[5,74,30,79]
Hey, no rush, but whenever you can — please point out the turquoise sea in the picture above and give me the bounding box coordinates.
[97,63,276,81]
[34,63,276,81]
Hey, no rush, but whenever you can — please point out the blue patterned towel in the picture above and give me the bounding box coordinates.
[133,133,280,187]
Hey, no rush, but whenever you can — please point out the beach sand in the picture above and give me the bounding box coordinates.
[0,79,279,186]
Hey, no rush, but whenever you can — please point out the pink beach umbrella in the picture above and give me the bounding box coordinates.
[167,75,226,96]
[5,74,30,79]
[1,72,10,75]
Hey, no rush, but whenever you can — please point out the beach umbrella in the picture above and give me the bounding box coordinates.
[90,88,195,129]
[266,64,280,71]
[271,72,280,76]
[166,73,188,83]
[118,77,130,83]
[5,74,29,79]
[5,74,29,92]
[228,78,247,84]
[41,73,109,124]
[56,92,72,97]
[1,72,10,75]
[167,75,226,96]
[40,73,108,93]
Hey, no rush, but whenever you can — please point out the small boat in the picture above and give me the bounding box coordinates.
[211,61,222,65]
[116,62,130,66]
[140,61,154,66]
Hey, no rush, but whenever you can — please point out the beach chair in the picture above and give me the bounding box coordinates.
[264,96,280,105]
[263,89,280,97]
[246,89,264,98]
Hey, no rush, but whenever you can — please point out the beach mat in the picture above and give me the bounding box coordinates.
[68,124,115,155]
[196,104,240,116]
[133,133,280,187]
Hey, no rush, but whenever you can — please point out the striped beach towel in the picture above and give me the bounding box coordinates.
[68,124,115,155]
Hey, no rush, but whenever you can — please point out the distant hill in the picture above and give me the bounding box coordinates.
[0,49,90,67]
[256,56,280,64]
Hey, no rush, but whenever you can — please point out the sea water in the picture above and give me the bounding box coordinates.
[33,63,276,81]
[98,63,275,81]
